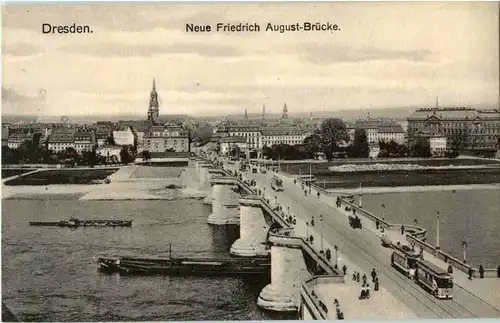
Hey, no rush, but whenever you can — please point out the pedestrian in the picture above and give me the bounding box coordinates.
[497,265,500,278]
[371,268,377,282]
[468,267,474,280]
[401,225,405,235]
[479,265,484,279]
[374,277,379,291]
[359,284,366,300]
[352,271,357,281]
[317,191,320,199]
[362,273,367,284]
[337,311,344,320]
[366,284,371,299]
[294,179,296,185]
[376,219,380,230]
[447,265,453,274]
[304,190,307,196]
[356,272,360,283]
[343,264,347,276]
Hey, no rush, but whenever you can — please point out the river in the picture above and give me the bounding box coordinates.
[357,189,500,268]
[1,195,296,321]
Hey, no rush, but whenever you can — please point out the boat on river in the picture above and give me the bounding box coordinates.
[29,218,132,228]
[98,255,270,276]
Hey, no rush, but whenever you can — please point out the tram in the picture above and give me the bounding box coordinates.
[390,243,421,278]
[415,259,454,299]
[271,175,284,191]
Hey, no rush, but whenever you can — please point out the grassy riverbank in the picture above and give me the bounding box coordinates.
[3,168,119,186]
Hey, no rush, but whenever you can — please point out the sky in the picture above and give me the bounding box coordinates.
[1,2,499,117]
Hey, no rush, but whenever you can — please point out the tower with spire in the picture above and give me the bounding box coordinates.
[244,108,248,120]
[147,78,160,123]
[281,102,288,119]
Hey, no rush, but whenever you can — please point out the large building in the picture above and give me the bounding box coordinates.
[143,124,189,152]
[260,127,311,147]
[407,107,500,150]
[348,119,405,145]
[113,126,135,147]
[47,128,96,153]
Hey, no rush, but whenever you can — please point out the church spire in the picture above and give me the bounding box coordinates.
[281,102,288,119]
[244,108,248,120]
[147,78,159,123]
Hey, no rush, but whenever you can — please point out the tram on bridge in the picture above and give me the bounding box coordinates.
[415,259,454,299]
[390,243,421,278]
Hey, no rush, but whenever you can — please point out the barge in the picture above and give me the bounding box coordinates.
[30,218,132,228]
[98,255,271,276]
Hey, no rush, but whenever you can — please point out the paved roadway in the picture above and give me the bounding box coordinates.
[223,160,500,319]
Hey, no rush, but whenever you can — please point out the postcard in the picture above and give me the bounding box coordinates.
[2,2,499,322]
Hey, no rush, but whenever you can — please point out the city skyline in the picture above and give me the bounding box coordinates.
[2,2,499,117]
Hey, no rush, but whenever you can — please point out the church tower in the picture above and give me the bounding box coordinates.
[244,108,248,120]
[281,102,288,119]
[147,78,160,123]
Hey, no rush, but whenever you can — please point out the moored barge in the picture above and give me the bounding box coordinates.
[30,218,132,228]
[98,255,271,276]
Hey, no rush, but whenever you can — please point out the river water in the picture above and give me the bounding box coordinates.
[1,195,296,322]
[357,189,500,268]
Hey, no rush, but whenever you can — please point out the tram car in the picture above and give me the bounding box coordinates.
[414,259,454,299]
[390,243,421,277]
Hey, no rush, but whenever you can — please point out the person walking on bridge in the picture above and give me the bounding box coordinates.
[401,225,405,235]
[371,268,377,282]
[343,264,347,276]
[356,272,360,283]
[317,191,320,199]
[362,273,367,284]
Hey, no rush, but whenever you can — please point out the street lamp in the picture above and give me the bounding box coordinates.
[334,245,338,269]
[306,222,309,241]
[436,211,440,251]
[320,214,324,252]
[462,240,468,263]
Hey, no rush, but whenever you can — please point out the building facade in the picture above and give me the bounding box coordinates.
[351,119,405,145]
[113,126,135,147]
[260,127,311,147]
[219,136,247,156]
[429,136,447,157]
[143,124,189,152]
[407,107,500,150]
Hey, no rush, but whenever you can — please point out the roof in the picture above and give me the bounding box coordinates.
[48,128,78,143]
[417,259,449,276]
[8,132,33,142]
[408,107,481,120]
[97,145,122,150]
[74,131,96,142]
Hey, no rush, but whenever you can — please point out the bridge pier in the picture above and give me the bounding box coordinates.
[257,233,310,312]
[230,195,270,257]
[207,177,240,225]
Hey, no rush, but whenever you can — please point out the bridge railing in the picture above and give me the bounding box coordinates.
[301,275,345,320]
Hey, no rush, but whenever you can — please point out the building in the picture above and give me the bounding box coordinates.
[143,124,189,153]
[260,127,311,147]
[429,135,447,157]
[113,126,135,147]
[147,78,160,123]
[219,136,247,156]
[369,143,380,159]
[352,119,405,145]
[281,102,288,119]
[73,131,96,153]
[48,128,78,152]
[407,107,500,150]
[216,123,262,151]
[95,121,114,147]
[96,145,122,163]
[47,128,96,153]
[7,132,34,149]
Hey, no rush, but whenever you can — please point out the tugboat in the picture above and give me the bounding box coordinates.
[29,217,132,228]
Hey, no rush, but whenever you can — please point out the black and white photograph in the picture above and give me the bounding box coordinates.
[1,2,500,321]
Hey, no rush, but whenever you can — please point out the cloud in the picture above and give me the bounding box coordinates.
[2,43,44,57]
[57,41,243,58]
[298,42,436,65]
[1,87,46,114]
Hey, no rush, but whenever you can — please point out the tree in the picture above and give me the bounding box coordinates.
[192,124,213,145]
[348,128,369,158]
[378,140,409,158]
[120,147,133,164]
[303,133,322,155]
[411,137,431,158]
[450,131,466,156]
[82,148,97,166]
[315,118,349,160]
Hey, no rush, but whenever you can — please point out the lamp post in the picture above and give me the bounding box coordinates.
[358,182,363,208]
[436,211,440,250]
[462,240,468,264]
[306,222,309,241]
[334,245,338,269]
[320,214,324,252]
